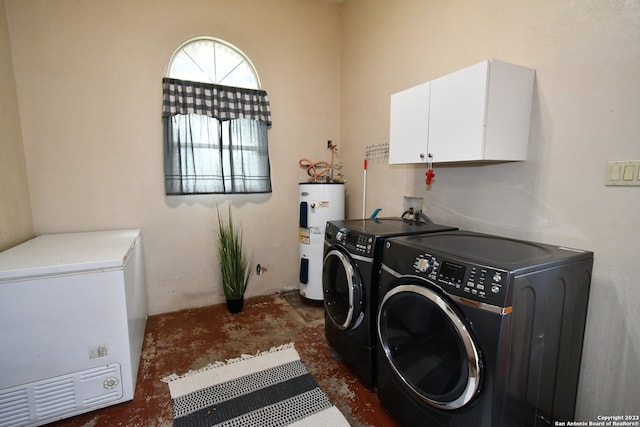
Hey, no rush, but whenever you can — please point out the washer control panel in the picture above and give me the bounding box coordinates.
[413,253,509,305]
[326,224,375,257]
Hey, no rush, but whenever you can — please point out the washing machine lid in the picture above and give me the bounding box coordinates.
[329,217,457,237]
[395,231,592,273]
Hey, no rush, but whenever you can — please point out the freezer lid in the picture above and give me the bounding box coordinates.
[0,229,140,281]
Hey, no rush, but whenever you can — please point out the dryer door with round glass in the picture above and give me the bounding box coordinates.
[377,283,482,410]
[322,248,364,330]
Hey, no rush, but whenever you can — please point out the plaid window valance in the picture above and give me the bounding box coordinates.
[162,78,272,125]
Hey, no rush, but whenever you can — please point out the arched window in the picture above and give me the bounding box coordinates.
[162,37,272,195]
[168,37,260,89]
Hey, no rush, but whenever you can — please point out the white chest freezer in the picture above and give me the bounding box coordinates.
[0,229,147,427]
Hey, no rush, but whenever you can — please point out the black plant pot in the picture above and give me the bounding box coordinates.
[226,298,244,314]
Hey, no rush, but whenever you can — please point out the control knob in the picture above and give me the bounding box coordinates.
[415,256,435,274]
[336,229,349,245]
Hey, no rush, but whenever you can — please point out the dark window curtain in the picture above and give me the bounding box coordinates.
[162,78,272,195]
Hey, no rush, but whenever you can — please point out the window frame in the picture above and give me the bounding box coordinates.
[163,38,271,196]
[167,36,261,89]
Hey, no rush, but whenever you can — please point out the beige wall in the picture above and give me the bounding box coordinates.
[4,0,639,419]
[0,1,33,250]
[5,0,341,313]
[340,0,639,420]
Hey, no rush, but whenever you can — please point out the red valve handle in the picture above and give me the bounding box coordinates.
[425,169,435,185]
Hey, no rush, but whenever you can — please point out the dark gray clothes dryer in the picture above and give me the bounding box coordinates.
[376,230,593,426]
[322,218,457,388]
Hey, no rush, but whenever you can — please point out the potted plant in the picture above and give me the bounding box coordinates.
[217,206,253,314]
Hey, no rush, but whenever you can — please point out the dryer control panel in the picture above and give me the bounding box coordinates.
[413,253,509,306]
[325,224,376,258]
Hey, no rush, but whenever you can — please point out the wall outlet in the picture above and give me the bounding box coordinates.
[606,160,640,186]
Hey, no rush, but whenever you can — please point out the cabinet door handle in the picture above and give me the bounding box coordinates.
[419,153,425,159]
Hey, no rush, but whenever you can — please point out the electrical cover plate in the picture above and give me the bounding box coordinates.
[606,160,640,186]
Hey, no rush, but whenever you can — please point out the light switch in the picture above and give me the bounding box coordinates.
[606,160,640,186]
[623,165,635,181]
[610,165,621,181]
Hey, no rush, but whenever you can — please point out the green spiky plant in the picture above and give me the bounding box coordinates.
[217,206,253,303]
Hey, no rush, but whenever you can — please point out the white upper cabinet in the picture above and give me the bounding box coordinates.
[389,82,430,164]
[389,59,535,164]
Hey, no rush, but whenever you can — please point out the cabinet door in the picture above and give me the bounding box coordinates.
[483,60,535,161]
[389,82,430,164]
[428,61,489,162]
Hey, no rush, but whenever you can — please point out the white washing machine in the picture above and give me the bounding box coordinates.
[298,182,344,300]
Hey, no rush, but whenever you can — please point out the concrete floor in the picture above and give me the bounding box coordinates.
[48,291,400,427]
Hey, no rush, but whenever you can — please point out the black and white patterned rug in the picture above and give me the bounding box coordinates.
[162,343,349,426]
